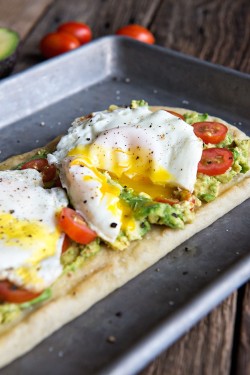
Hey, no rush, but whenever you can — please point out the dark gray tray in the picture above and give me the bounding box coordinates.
[0,36,249,375]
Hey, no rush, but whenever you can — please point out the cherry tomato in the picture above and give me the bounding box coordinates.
[57,22,92,45]
[54,176,63,188]
[116,24,155,44]
[21,158,57,183]
[0,281,41,303]
[40,32,80,58]
[165,110,185,121]
[62,235,71,253]
[193,121,228,144]
[58,208,97,245]
[154,197,179,205]
[198,148,234,176]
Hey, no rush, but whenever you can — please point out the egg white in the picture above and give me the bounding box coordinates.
[61,158,122,242]
[0,169,68,292]
[49,106,203,244]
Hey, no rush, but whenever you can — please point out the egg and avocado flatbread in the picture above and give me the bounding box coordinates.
[0,103,249,368]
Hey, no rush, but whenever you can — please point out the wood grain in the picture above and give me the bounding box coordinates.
[234,284,250,375]
[3,0,249,74]
[11,0,161,72]
[140,293,237,375]
[0,0,54,39]
[152,0,250,73]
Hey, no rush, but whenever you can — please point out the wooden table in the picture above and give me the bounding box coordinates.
[1,0,249,374]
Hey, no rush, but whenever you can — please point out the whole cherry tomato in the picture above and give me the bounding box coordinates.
[116,24,155,44]
[40,32,80,58]
[57,22,92,45]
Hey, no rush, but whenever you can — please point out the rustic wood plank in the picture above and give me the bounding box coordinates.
[151,0,250,73]
[233,284,250,375]
[140,292,237,375]
[11,0,161,72]
[88,0,161,37]
[7,0,250,74]
[0,0,54,39]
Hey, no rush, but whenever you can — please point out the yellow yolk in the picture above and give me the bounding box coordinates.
[118,201,136,232]
[70,157,121,197]
[68,144,174,199]
[0,212,61,286]
[0,212,60,258]
[50,106,204,244]
[67,144,176,235]
[69,154,138,233]
[116,174,173,199]
[0,168,68,292]
[70,156,122,215]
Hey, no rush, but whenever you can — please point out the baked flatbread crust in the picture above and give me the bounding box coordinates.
[0,107,249,368]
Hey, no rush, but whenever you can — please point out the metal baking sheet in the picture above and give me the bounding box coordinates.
[0,36,249,375]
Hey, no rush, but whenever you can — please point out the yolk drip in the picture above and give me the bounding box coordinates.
[116,174,173,199]
[0,212,60,262]
[68,144,174,199]
[0,212,61,288]
[70,157,122,218]
[68,143,175,234]
[118,201,136,232]
[70,156,137,232]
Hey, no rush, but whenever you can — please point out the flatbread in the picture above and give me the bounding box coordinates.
[0,107,249,368]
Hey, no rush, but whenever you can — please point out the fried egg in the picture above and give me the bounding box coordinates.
[49,106,203,243]
[0,169,68,292]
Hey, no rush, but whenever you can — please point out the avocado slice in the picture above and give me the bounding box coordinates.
[0,27,20,78]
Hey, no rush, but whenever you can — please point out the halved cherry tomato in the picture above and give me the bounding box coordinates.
[58,208,97,244]
[54,176,62,187]
[165,110,185,121]
[116,24,155,44]
[0,281,41,303]
[154,197,179,205]
[62,235,71,253]
[193,121,228,144]
[40,32,80,58]
[198,148,234,176]
[21,158,57,183]
[57,22,92,45]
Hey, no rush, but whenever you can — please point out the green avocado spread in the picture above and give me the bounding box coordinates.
[1,105,249,326]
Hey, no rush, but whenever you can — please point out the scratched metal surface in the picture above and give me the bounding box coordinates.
[0,37,249,375]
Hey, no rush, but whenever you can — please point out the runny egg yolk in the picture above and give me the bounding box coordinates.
[0,212,61,285]
[117,201,136,232]
[68,144,174,199]
[69,157,137,232]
